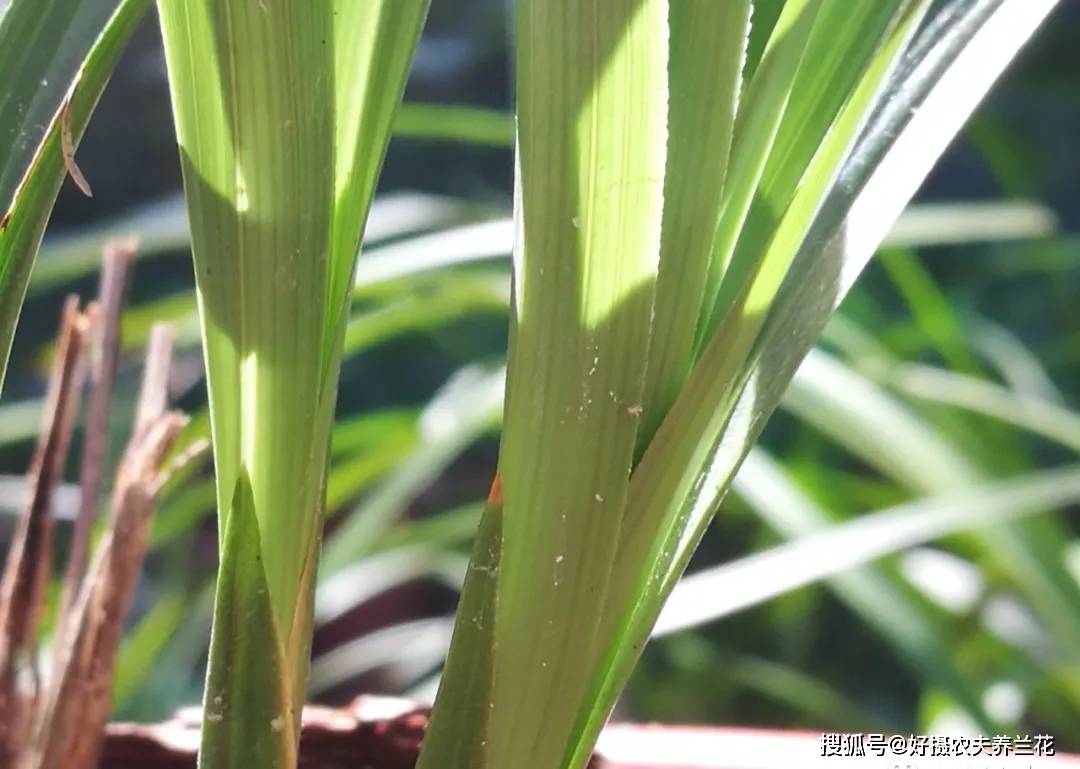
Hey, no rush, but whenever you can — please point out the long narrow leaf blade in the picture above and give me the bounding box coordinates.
[638,0,750,440]
[695,0,821,338]
[419,2,668,768]
[157,1,428,764]
[157,0,336,609]
[703,1,931,343]
[0,0,149,391]
[326,1,431,375]
[661,456,1080,633]
[565,1,1060,763]
[492,2,667,764]
[199,476,294,769]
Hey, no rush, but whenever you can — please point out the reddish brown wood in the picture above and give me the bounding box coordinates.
[101,698,427,769]
[99,696,1080,769]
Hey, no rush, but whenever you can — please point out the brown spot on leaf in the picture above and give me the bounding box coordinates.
[487,473,504,507]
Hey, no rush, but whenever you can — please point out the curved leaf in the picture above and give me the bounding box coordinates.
[0,0,149,392]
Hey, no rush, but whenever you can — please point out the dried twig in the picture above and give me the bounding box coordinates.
[26,326,184,769]
[0,299,91,766]
[56,241,136,653]
[132,325,173,440]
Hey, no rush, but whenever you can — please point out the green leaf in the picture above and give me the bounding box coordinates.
[699,0,930,358]
[0,0,149,392]
[565,0,1058,763]
[882,200,1058,246]
[638,0,751,442]
[1,2,105,205]
[394,103,514,147]
[879,247,984,374]
[418,1,668,767]
[416,501,502,769]
[671,457,1080,627]
[704,1,927,348]
[492,1,668,766]
[694,0,822,344]
[891,362,1080,455]
[113,592,190,711]
[156,0,429,763]
[28,189,479,297]
[158,0,337,602]
[366,502,483,556]
[783,348,978,494]
[326,1,431,377]
[662,455,1080,728]
[342,271,510,358]
[148,407,419,551]
[309,616,455,696]
[322,365,503,574]
[787,349,1080,653]
[324,413,419,514]
[199,474,294,769]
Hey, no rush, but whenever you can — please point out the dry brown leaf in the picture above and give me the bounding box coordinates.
[59,99,93,198]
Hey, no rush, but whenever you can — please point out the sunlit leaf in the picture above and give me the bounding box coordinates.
[638,0,750,440]
[156,0,429,763]
[566,2,1057,764]
[419,0,668,766]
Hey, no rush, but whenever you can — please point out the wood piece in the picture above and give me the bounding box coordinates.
[98,696,1080,769]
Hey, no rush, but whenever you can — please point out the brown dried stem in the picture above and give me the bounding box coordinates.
[0,299,91,767]
[56,240,136,652]
[24,325,182,769]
